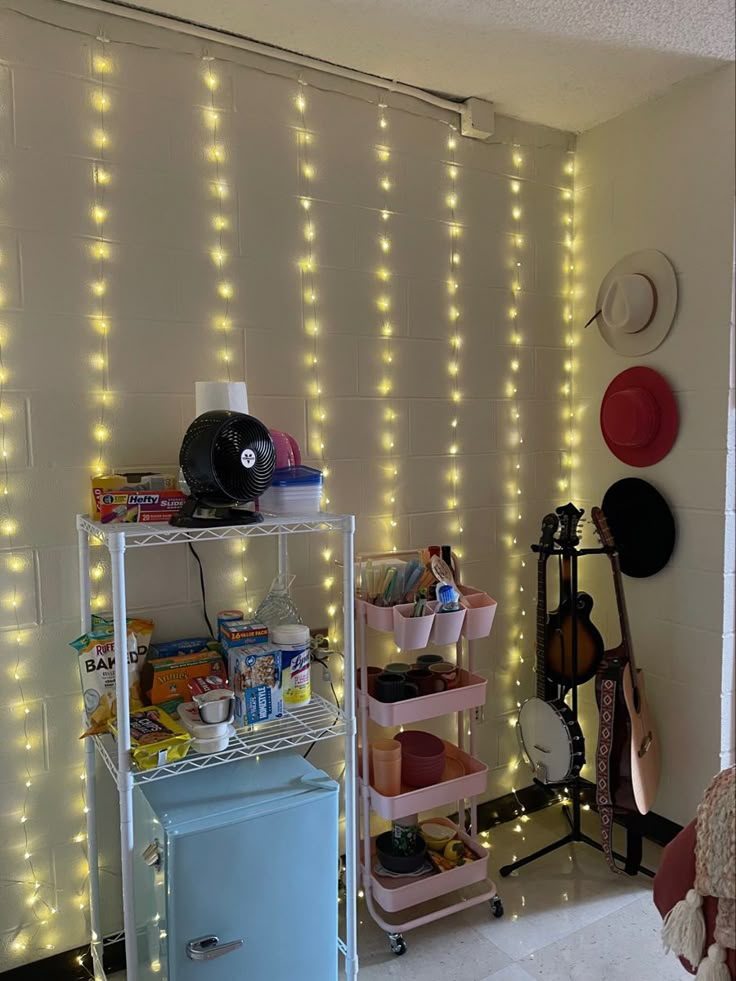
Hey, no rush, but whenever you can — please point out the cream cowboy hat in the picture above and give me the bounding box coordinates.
[585,250,678,356]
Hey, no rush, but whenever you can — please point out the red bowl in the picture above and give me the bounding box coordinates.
[402,757,446,788]
[396,730,445,760]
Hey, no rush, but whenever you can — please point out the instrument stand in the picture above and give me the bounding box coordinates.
[499,539,654,880]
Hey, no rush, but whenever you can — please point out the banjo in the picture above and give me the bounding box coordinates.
[518,511,585,784]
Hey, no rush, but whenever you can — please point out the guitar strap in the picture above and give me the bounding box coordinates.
[596,657,626,875]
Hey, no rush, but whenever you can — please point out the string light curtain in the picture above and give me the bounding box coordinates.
[561,153,577,498]
[374,103,399,553]
[444,127,464,559]
[293,83,338,646]
[506,145,530,811]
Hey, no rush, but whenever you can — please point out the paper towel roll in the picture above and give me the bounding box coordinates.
[195,381,249,417]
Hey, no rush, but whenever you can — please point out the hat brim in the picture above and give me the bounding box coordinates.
[600,366,679,467]
[595,250,678,356]
[601,478,676,577]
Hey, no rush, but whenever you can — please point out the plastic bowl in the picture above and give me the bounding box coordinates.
[375,831,427,874]
[395,730,445,759]
[396,730,446,788]
[419,818,459,852]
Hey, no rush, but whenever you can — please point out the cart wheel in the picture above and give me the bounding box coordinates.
[388,932,407,956]
[490,897,504,919]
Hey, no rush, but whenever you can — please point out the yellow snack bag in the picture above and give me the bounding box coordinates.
[71,625,146,736]
[109,706,192,770]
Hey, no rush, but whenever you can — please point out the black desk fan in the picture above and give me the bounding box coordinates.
[170,410,276,527]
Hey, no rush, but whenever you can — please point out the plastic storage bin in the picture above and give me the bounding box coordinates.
[427,601,466,645]
[392,603,435,650]
[259,466,323,514]
[459,586,498,640]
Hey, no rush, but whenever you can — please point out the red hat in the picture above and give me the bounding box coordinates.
[600,367,678,467]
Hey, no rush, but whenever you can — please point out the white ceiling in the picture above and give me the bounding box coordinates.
[111,0,734,131]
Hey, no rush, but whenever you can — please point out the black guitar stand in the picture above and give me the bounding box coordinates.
[499,514,655,880]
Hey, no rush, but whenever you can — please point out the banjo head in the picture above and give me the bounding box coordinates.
[518,698,582,784]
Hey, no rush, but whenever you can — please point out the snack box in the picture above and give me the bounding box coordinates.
[140,649,227,706]
[91,472,176,514]
[228,644,283,726]
[220,620,270,648]
[99,490,187,523]
[109,705,191,771]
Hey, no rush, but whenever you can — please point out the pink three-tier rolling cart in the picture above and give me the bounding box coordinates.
[355,550,503,956]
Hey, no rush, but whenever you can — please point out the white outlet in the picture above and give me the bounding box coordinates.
[473,706,485,724]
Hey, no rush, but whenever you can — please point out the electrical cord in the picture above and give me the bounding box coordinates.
[188,542,215,638]
[303,649,342,760]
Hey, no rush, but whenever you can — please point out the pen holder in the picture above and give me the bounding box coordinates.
[364,601,395,632]
[392,603,435,651]
[459,588,498,640]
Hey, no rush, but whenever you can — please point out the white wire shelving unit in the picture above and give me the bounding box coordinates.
[77,511,357,981]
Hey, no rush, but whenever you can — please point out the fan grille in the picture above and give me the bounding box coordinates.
[180,411,276,504]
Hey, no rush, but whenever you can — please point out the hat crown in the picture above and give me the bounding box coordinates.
[602,387,660,447]
[602,274,654,334]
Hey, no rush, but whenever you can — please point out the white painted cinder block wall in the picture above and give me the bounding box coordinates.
[0,0,576,963]
[575,64,736,827]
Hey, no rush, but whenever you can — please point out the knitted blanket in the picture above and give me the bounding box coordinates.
[662,766,736,979]
[696,766,736,952]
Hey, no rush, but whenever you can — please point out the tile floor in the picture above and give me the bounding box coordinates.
[109,807,688,981]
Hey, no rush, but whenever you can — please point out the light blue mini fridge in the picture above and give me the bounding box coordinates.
[133,753,339,981]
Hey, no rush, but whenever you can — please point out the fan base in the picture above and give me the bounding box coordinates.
[169,497,264,528]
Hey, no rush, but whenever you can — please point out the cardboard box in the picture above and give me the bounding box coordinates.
[91,472,176,514]
[228,644,283,726]
[220,620,269,648]
[141,650,227,706]
[99,490,187,523]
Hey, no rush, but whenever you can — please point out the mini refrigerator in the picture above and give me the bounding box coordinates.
[133,753,339,980]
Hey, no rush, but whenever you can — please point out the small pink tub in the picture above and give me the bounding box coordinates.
[365,823,489,913]
[368,741,488,820]
[392,603,435,651]
[460,590,497,640]
[427,601,466,645]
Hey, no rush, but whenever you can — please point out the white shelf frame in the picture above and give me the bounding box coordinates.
[77,512,357,981]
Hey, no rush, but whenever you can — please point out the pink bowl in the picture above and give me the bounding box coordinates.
[396,730,446,788]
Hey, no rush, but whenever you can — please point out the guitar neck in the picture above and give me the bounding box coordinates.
[536,554,548,698]
[610,550,636,672]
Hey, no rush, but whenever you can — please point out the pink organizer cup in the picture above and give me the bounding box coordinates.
[460,591,498,640]
[365,602,395,632]
[392,603,435,651]
[427,601,466,645]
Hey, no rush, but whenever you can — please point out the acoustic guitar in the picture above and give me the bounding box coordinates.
[592,507,660,870]
[518,513,586,784]
[545,503,605,688]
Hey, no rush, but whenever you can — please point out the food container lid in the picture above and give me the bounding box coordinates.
[178,701,233,738]
[269,466,323,486]
[271,624,311,646]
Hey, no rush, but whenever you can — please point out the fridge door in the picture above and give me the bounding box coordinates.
[167,787,338,981]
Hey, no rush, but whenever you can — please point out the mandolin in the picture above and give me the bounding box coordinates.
[545,504,604,688]
[592,506,660,871]
[518,513,586,784]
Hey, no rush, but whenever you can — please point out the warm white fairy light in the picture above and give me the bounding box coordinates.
[294,85,336,644]
[445,128,464,558]
[560,151,577,498]
[1,115,58,962]
[375,105,399,551]
[506,146,530,808]
[88,37,113,480]
[200,56,250,613]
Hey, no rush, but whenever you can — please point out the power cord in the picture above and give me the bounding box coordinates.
[188,542,215,638]
[304,646,342,760]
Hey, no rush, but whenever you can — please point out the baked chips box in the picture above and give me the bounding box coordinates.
[228,644,283,726]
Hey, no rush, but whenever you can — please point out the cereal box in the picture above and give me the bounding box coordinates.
[140,649,227,706]
[220,620,269,649]
[228,644,283,726]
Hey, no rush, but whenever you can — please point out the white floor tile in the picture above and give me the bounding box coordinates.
[521,895,682,981]
[480,966,539,981]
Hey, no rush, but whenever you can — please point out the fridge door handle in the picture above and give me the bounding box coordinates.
[186,935,244,961]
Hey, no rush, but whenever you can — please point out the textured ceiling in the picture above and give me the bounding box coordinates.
[111,0,735,131]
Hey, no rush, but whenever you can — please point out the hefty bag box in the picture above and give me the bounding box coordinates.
[99,490,187,523]
[91,472,177,514]
[220,619,269,649]
[228,644,283,726]
[141,649,227,707]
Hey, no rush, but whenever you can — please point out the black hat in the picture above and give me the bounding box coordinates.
[601,478,676,578]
